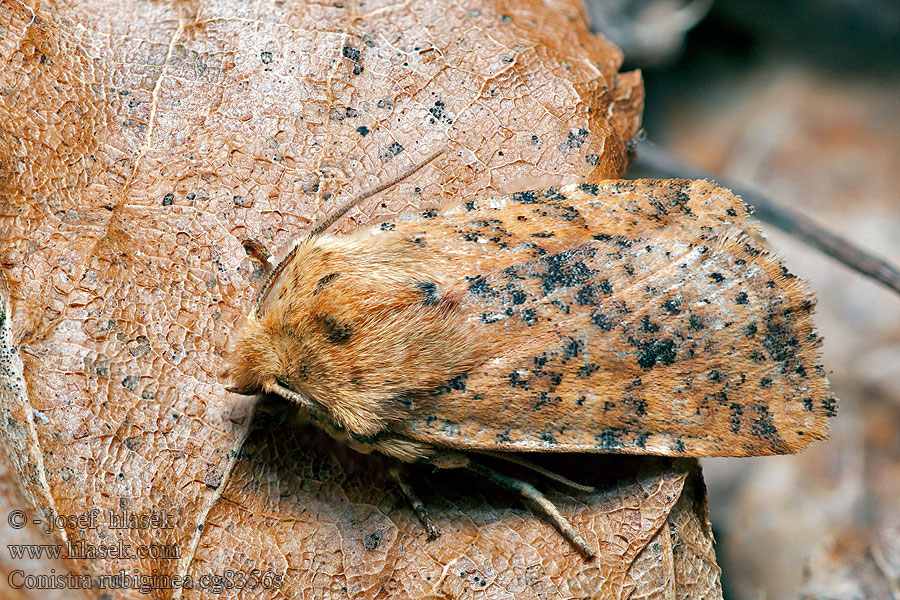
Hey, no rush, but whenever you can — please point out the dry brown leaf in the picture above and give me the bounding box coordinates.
[0,0,722,598]
[0,434,94,600]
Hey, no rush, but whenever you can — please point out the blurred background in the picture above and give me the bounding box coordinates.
[586,1,900,597]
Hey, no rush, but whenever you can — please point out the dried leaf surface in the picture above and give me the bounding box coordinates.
[1,0,721,598]
[0,423,94,600]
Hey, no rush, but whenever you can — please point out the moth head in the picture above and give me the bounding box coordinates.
[226,313,311,405]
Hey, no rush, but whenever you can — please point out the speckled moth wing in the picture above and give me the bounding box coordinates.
[376,180,834,457]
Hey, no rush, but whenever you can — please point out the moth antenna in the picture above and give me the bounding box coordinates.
[466,460,597,560]
[476,451,594,493]
[254,240,304,315]
[254,146,447,315]
[309,146,446,236]
[242,238,275,273]
[0,269,9,309]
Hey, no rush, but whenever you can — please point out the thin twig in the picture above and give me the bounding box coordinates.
[631,140,900,296]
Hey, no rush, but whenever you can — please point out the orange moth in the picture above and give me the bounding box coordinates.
[228,151,834,558]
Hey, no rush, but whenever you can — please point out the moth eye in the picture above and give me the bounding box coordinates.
[316,314,353,343]
[415,281,440,305]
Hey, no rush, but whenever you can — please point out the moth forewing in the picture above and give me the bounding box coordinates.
[398,225,831,457]
[352,179,833,458]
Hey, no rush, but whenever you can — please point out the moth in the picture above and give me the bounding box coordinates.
[227,151,834,558]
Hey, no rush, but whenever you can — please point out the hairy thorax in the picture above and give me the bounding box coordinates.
[229,232,487,438]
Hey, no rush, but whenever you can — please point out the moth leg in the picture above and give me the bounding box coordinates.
[466,460,596,560]
[475,451,594,493]
[388,465,442,539]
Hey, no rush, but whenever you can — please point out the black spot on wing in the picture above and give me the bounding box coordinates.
[661,298,682,314]
[380,141,404,161]
[640,315,660,333]
[428,100,453,125]
[562,338,584,360]
[750,405,784,447]
[574,279,611,305]
[591,312,614,331]
[636,339,677,369]
[314,272,342,294]
[534,391,561,409]
[508,370,528,389]
[521,308,537,325]
[511,190,537,204]
[761,321,800,367]
[468,277,495,297]
[416,281,440,305]
[595,429,621,450]
[574,285,594,305]
[535,249,596,294]
[823,396,838,417]
[317,315,353,343]
[434,374,468,395]
[551,300,570,314]
[342,46,361,61]
[481,312,504,324]
[394,395,414,409]
[446,374,467,392]
[728,403,744,434]
[577,364,599,377]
